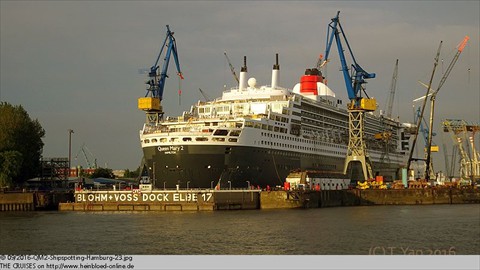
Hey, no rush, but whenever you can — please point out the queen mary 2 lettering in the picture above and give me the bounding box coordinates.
[138,52,410,189]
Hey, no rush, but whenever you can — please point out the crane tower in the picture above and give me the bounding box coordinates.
[322,11,377,180]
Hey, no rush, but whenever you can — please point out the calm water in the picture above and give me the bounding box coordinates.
[0,204,479,255]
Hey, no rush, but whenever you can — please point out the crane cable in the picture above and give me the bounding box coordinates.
[178,73,182,106]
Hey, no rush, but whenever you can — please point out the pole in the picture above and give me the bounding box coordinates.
[68,129,74,177]
[152,162,156,188]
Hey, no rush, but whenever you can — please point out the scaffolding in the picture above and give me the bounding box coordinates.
[40,157,69,181]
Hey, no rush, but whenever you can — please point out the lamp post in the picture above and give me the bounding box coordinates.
[152,162,156,188]
[163,181,166,190]
[68,129,74,177]
[210,181,214,189]
[228,181,231,190]
[246,181,250,190]
[187,181,190,190]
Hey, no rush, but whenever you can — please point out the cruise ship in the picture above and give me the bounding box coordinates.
[139,55,410,189]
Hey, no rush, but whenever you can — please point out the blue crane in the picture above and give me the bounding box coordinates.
[323,11,376,110]
[139,25,184,121]
[415,106,436,147]
[321,11,377,180]
[138,25,183,108]
[144,25,183,101]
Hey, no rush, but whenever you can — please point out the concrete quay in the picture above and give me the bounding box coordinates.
[0,191,73,211]
[2,187,478,211]
[260,188,480,209]
[59,189,260,211]
[56,187,479,212]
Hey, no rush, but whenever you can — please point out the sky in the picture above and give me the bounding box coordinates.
[1,1,479,173]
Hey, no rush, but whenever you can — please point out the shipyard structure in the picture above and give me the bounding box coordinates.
[137,18,411,189]
[138,59,410,189]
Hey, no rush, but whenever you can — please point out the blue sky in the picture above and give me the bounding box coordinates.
[1,1,479,171]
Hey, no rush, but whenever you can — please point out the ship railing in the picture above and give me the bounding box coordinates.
[142,125,169,135]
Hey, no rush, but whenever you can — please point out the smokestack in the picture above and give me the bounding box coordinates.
[239,56,247,90]
[271,53,280,89]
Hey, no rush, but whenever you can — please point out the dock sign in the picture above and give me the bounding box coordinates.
[75,191,213,203]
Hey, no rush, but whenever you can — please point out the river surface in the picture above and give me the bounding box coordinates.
[0,204,479,255]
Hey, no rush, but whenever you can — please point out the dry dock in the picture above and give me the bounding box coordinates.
[55,187,480,211]
[59,189,260,211]
[2,188,478,212]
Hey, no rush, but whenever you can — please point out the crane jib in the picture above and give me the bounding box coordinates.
[323,11,375,104]
[138,25,184,113]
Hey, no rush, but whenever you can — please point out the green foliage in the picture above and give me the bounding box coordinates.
[124,167,140,178]
[0,102,45,187]
[79,169,90,178]
[91,167,115,179]
[0,151,23,187]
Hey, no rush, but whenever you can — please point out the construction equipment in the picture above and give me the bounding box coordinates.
[198,88,212,102]
[385,59,399,119]
[424,36,469,180]
[74,143,97,169]
[356,179,387,189]
[315,54,324,69]
[224,50,239,84]
[407,41,442,176]
[411,106,437,179]
[407,36,469,179]
[322,11,376,180]
[377,59,399,164]
[443,119,480,182]
[138,25,184,123]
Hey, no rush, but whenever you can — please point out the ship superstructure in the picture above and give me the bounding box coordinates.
[140,55,410,188]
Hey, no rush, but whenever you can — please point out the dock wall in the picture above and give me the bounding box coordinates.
[261,188,480,209]
[355,188,480,205]
[0,192,34,211]
[0,191,73,211]
[261,190,362,209]
[3,188,478,211]
[59,190,259,212]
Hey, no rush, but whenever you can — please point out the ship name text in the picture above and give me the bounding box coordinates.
[158,145,184,154]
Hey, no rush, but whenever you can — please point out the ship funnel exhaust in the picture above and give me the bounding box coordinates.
[271,53,280,89]
[239,56,248,90]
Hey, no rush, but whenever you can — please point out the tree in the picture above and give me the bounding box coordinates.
[124,167,140,178]
[90,167,115,179]
[0,151,23,187]
[0,102,45,187]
